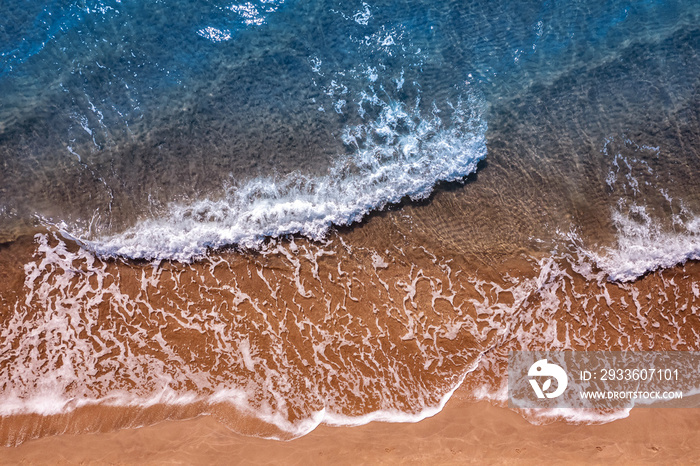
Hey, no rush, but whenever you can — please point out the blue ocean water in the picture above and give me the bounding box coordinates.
[1,0,700,265]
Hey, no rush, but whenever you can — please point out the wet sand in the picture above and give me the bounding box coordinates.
[2,387,699,465]
[3,225,700,452]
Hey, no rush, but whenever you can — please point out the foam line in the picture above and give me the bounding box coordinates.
[69,95,487,261]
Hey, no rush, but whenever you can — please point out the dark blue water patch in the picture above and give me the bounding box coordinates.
[2,0,696,149]
[0,0,280,75]
[431,0,698,97]
[1,0,89,75]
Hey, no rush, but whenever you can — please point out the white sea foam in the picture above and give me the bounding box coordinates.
[6,228,697,442]
[579,205,700,282]
[570,139,700,282]
[1,232,486,441]
[229,3,265,26]
[521,406,632,425]
[197,26,232,42]
[71,94,486,261]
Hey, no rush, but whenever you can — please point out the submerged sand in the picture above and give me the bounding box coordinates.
[2,387,699,465]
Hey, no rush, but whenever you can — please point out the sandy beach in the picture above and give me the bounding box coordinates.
[2,387,699,465]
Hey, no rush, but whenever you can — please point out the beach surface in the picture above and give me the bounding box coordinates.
[2,388,699,465]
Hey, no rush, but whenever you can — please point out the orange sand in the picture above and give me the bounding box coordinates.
[2,387,698,465]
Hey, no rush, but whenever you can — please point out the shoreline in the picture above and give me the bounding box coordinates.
[2,230,700,458]
[2,387,699,464]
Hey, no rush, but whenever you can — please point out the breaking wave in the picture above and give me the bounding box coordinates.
[67,93,487,261]
[569,140,700,282]
[581,204,700,282]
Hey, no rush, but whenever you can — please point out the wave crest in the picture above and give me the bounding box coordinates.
[70,93,487,261]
